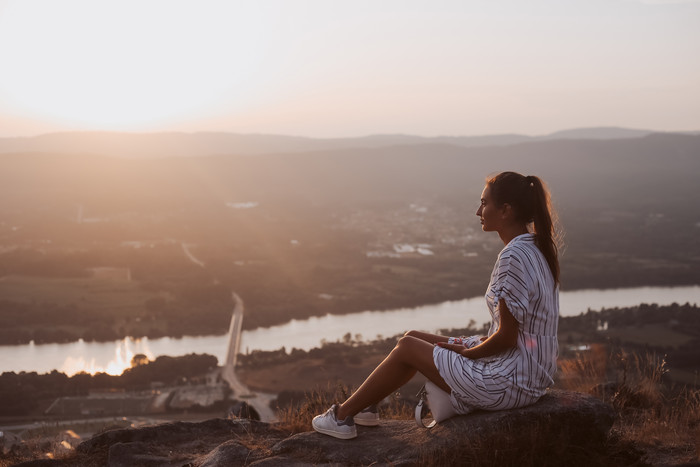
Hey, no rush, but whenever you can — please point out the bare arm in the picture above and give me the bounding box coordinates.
[404,330,451,344]
[436,299,518,359]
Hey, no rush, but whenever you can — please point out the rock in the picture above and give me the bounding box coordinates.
[78,418,266,455]
[228,401,261,421]
[11,461,66,467]
[248,456,319,466]
[107,441,182,467]
[195,439,250,467]
[76,418,282,466]
[63,390,614,466]
[271,390,614,466]
[271,420,419,466]
[55,430,81,449]
[1,430,23,455]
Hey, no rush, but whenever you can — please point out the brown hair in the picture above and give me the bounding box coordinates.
[487,172,561,284]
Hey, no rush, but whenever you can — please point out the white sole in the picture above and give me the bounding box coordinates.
[312,425,357,439]
[312,420,357,439]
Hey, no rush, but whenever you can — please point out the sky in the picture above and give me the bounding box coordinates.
[0,0,698,138]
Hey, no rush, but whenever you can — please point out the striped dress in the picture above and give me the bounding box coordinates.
[433,233,559,413]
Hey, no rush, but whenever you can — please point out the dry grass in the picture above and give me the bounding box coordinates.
[558,345,700,464]
[274,382,350,434]
[275,381,413,435]
[558,343,610,393]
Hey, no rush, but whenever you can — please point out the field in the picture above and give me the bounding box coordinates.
[603,323,695,348]
[0,274,172,343]
[0,273,165,312]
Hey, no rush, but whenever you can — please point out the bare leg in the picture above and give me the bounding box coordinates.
[335,335,451,420]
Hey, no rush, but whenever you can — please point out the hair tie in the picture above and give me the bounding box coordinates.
[526,175,534,188]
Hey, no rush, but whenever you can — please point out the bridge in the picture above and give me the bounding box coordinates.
[181,243,277,422]
[219,293,277,422]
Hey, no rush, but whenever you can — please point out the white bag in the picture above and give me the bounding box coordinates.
[414,381,457,428]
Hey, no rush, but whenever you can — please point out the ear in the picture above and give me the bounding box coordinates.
[500,203,513,219]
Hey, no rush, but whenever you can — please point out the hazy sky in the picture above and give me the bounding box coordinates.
[0,0,698,138]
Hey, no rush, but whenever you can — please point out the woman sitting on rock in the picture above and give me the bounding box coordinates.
[312,171,561,439]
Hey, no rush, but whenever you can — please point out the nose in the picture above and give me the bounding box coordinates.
[476,205,482,217]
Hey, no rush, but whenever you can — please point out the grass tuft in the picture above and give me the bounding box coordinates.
[275,381,414,434]
[558,344,700,464]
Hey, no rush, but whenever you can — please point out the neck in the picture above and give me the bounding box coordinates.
[498,224,530,246]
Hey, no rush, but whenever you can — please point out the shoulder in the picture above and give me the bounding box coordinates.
[498,234,536,263]
[495,234,547,281]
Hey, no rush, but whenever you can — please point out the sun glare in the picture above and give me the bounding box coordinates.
[60,338,153,376]
[0,1,279,131]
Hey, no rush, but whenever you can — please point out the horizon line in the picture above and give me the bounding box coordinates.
[3,125,699,141]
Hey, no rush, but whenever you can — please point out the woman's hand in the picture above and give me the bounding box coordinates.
[435,342,468,357]
[436,299,519,360]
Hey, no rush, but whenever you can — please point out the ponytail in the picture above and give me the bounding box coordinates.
[487,172,562,285]
[527,176,560,285]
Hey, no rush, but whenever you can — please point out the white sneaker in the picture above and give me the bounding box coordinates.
[312,404,357,439]
[353,404,380,426]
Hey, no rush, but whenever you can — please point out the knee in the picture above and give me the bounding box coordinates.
[392,335,407,353]
[403,330,420,339]
[392,335,425,365]
[395,334,417,351]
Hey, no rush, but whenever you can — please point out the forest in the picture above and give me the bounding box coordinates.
[0,353,218,417]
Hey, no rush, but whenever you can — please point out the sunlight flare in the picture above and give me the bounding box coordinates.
[0,1,279,131]
[59,338,154,376]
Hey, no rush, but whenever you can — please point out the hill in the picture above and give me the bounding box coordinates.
[1,132,698,208]
[0,126,681,158]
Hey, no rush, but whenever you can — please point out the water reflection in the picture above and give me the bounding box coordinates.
[1,285,698,375]
[59,338,155,376]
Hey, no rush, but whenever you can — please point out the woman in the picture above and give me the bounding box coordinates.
[312,172,561,439]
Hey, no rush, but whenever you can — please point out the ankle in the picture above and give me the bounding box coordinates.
[336,404,350,421]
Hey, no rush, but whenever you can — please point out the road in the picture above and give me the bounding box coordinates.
[181,243,205,268]
[181,243,277,422]
[224,293,244,368]
[220,363,278,422]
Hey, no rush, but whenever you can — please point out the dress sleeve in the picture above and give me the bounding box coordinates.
[492,250,530,324]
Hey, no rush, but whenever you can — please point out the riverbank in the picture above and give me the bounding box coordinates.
[2,285,699,376]
[236,301,700,393]
[5,278,699,350]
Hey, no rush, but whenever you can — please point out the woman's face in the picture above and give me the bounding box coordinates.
[475,185,503,232]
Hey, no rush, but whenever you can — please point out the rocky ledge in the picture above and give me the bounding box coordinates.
[16,390,617,466]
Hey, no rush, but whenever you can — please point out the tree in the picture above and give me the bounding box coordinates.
[131,353,149,367]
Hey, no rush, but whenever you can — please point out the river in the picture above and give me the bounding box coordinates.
[1,285,698,376]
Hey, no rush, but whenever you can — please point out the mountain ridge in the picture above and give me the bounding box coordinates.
[0,126,694,159]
